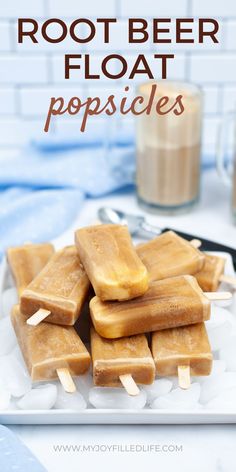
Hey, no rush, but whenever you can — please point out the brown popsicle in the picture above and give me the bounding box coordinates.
[91,327,155,395]
[90,275,211,339]
[151,323,213,389]
[195,254,227,291]
[7,243,54,296]
[20,246,90,326]
[136,230,205,282]
[11,305,91,393]
[75,224,149,301]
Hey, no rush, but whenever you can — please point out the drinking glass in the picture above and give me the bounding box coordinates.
[136,81,203,214]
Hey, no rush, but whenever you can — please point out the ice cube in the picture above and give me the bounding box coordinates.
[151,383,201,410]
[0,389,11,410]
[54,384,87,410]
[169,383,201,402]
[205,306,233,351]
[219,337,236,371]
[89,388,147,409]
[213,292,233,308]
[0,318,17,356]
[200,372,236,404]
[8,398,19,410]
[142,379,172,404]
[207,322,231,351]
[193,360,226,384]
[1,287,18,318]
[152,397,202,410]
[0,256,7,294]
[18,384,57,410]
[0,353,32,398]
[74,373,94,402]
[166,377,179,389]
[11,344,27,367]
[210,360,226,375]
[207,306,235,329]
[205,387,236,410]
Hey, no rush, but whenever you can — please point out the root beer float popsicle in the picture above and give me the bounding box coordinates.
[11,305,91,393]
[91,327,155,395]
[90,275,231,339]
[7,243,55,296]
[137,231,236,290]
[136,231,205,282]
[20,246,90,326]
[75,224,149,301]
[151,323,213,389]
[195,253,236,291]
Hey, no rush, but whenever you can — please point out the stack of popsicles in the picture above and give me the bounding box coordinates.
[6,224,234,398]
[76,225,232,392]
[8,244,91,393]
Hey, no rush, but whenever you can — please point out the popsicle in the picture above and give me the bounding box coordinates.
[20,246,90,326]
[194,253,236,291]
[7,243,54,296]
[75,224,149,301]
[90,275,231,339]
[151,323,213,389]
[91,327,155,395]
[75,289,94,344]
[136,230,205,282]
[11,305,91,393]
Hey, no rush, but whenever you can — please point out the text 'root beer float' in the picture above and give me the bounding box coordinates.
[17,17,219,135]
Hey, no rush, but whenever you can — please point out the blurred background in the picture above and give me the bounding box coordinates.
[0,0,235,158]
[0,0,235,256]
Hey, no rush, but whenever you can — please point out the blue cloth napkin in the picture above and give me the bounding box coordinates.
[0,141,134,258]
[0,131,213,259]
[0,425,46,471]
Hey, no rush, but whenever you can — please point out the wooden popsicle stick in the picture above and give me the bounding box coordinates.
[178,365,191,390]
[119,374,140,396]
[56,368,76,393]
[26,308,51,326]
[219,274,236,287]
[190,239,202,249]
[204,291,232,301]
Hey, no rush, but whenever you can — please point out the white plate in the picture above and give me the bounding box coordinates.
[0,251,236,425]
[1,409,236,425]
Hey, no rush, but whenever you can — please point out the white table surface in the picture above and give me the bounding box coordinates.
[8,169,236,472]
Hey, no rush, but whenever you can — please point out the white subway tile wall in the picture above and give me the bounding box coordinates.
[0,22,11,52]
[0,1,45,19]
[48,0,117,17]
[192,0,236,18]
[0,0,235,155]
[120,0,188,17]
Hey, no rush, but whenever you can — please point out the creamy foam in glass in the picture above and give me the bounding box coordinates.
[136,81,203,214]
